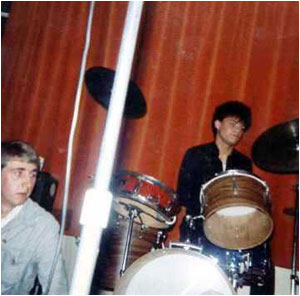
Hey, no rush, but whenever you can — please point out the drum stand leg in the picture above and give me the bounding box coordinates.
[290,186,299,295]
[120,206,139,276]
[231,274,239,293]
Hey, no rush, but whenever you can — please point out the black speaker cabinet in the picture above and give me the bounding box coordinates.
[30,172,58,213]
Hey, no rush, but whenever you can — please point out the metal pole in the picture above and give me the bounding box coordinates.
[120,208,138,276]
[70,2,144,294]
[290,185,299,295]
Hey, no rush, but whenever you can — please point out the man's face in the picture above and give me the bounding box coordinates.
[215,116,246,147]
[1,158,38,211]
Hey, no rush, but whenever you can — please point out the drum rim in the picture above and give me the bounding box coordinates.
[204,223,274,250]
[113,170,177,198]
[112,170,179,224]
[203,201,273,250]
[201,169,269,192]
[114,247,236,295]
[113,196,176,225]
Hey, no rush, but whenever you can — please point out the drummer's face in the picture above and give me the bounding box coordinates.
[215,116,245,146]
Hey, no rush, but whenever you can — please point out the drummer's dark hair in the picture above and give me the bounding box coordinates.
[212,101,252,135]
[1,140,40,170]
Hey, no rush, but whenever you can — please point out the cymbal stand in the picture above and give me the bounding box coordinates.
[290,184,299,295]
[120,206,139,276]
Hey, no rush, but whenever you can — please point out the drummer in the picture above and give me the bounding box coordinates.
[177,100,252,242]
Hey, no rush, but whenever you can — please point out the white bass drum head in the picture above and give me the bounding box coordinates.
[114,248,235,295]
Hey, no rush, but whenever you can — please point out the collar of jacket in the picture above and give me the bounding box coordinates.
[2,199,38,239]
[211,141,238,159]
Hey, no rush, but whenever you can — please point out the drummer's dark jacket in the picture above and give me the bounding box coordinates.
[177,142,252,217]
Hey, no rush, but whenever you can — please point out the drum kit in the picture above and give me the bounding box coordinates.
[91,119,298,295]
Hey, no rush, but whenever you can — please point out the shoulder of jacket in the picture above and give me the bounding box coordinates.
[24,199,59,228]
[187,142,213,152]
[233,149,251,162]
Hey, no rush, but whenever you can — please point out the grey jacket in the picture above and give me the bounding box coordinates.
[1,198,68,295]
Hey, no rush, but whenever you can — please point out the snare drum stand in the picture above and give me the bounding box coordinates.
[290,185,299,295]
[120,206,140,276]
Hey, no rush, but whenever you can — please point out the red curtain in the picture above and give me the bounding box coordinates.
[2,1,298,269]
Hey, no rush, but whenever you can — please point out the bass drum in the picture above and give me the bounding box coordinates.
[114,246,235,295]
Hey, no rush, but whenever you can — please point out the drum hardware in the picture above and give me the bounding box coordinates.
[231,176,239,196]
[131,183,141,195]
[290,184,299,295]
[224,251,251,291]
[192,228,274,292]
[240,253,251,274]
[146,194,159,205]
[225,251,250,275]
[155,231,166,248]
[165,215,177,225]
[169,241,203,253]
[119,205,141,276]
[183,215,205,244]
[185,214,205,227]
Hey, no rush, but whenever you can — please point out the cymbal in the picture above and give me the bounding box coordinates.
[85,67,147,119]
[252,119,299,174]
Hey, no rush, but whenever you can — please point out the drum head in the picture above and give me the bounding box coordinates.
[114,248,235,295]
[113,198,170,229]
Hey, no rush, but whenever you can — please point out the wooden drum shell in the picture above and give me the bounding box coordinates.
[91,212,162,291]
[202,171,273,250]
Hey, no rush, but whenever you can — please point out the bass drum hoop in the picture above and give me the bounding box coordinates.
[114,248,235,295]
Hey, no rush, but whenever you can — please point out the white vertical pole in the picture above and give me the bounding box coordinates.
[94,1,143,193]
[70,2,144,294]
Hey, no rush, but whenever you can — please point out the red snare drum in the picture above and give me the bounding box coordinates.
[111,171,179,229]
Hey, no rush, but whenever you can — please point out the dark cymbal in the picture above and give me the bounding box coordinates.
[252,119,299,174]
[85,67,147,119]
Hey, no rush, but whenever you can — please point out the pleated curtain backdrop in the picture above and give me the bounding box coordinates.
[2,1,298,269]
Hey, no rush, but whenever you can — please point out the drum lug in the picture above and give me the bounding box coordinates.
[231,176,239,196]
[199,190,205,214]
[146,194,160,205]
[155,231,166,248]
[139,223,147,239]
